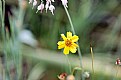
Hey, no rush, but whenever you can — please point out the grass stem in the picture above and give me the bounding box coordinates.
[90,46,94,74]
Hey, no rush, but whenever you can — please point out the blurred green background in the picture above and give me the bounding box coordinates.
[0,0,121,80]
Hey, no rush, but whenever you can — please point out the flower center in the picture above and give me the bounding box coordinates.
[65,39,72,47]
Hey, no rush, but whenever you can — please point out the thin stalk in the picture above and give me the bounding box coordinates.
[1,0,10,80]
[64,6,84,80]
[90,45,95,80]
[64,6,83,69]
[90,46,94,74]
[65,55,71,74]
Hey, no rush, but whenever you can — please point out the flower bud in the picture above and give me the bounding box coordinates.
[83,72,90,78]
[61,0,68,8]
[49,5,55,15]
[66,75,75,80]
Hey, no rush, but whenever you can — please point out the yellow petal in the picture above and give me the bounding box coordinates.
[57,41,65,45]
[63,46,69,54]
[58,45,65,49]
[61,34,67,41]
[71,35,79,42]
[67,32,72,38]
[57,41,65,49]
[69,46,77,53]
[72,43,78,47]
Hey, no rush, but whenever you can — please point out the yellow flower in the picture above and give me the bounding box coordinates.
[57,32,79,54]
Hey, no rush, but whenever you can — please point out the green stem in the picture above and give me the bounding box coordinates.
[64,5,83,69]
[64,6,84,80]
[65,55,71,74]
[1,0,10,79]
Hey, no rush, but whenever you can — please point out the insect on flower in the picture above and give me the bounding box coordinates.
[115,58,121,65]
[57,32,79,55]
